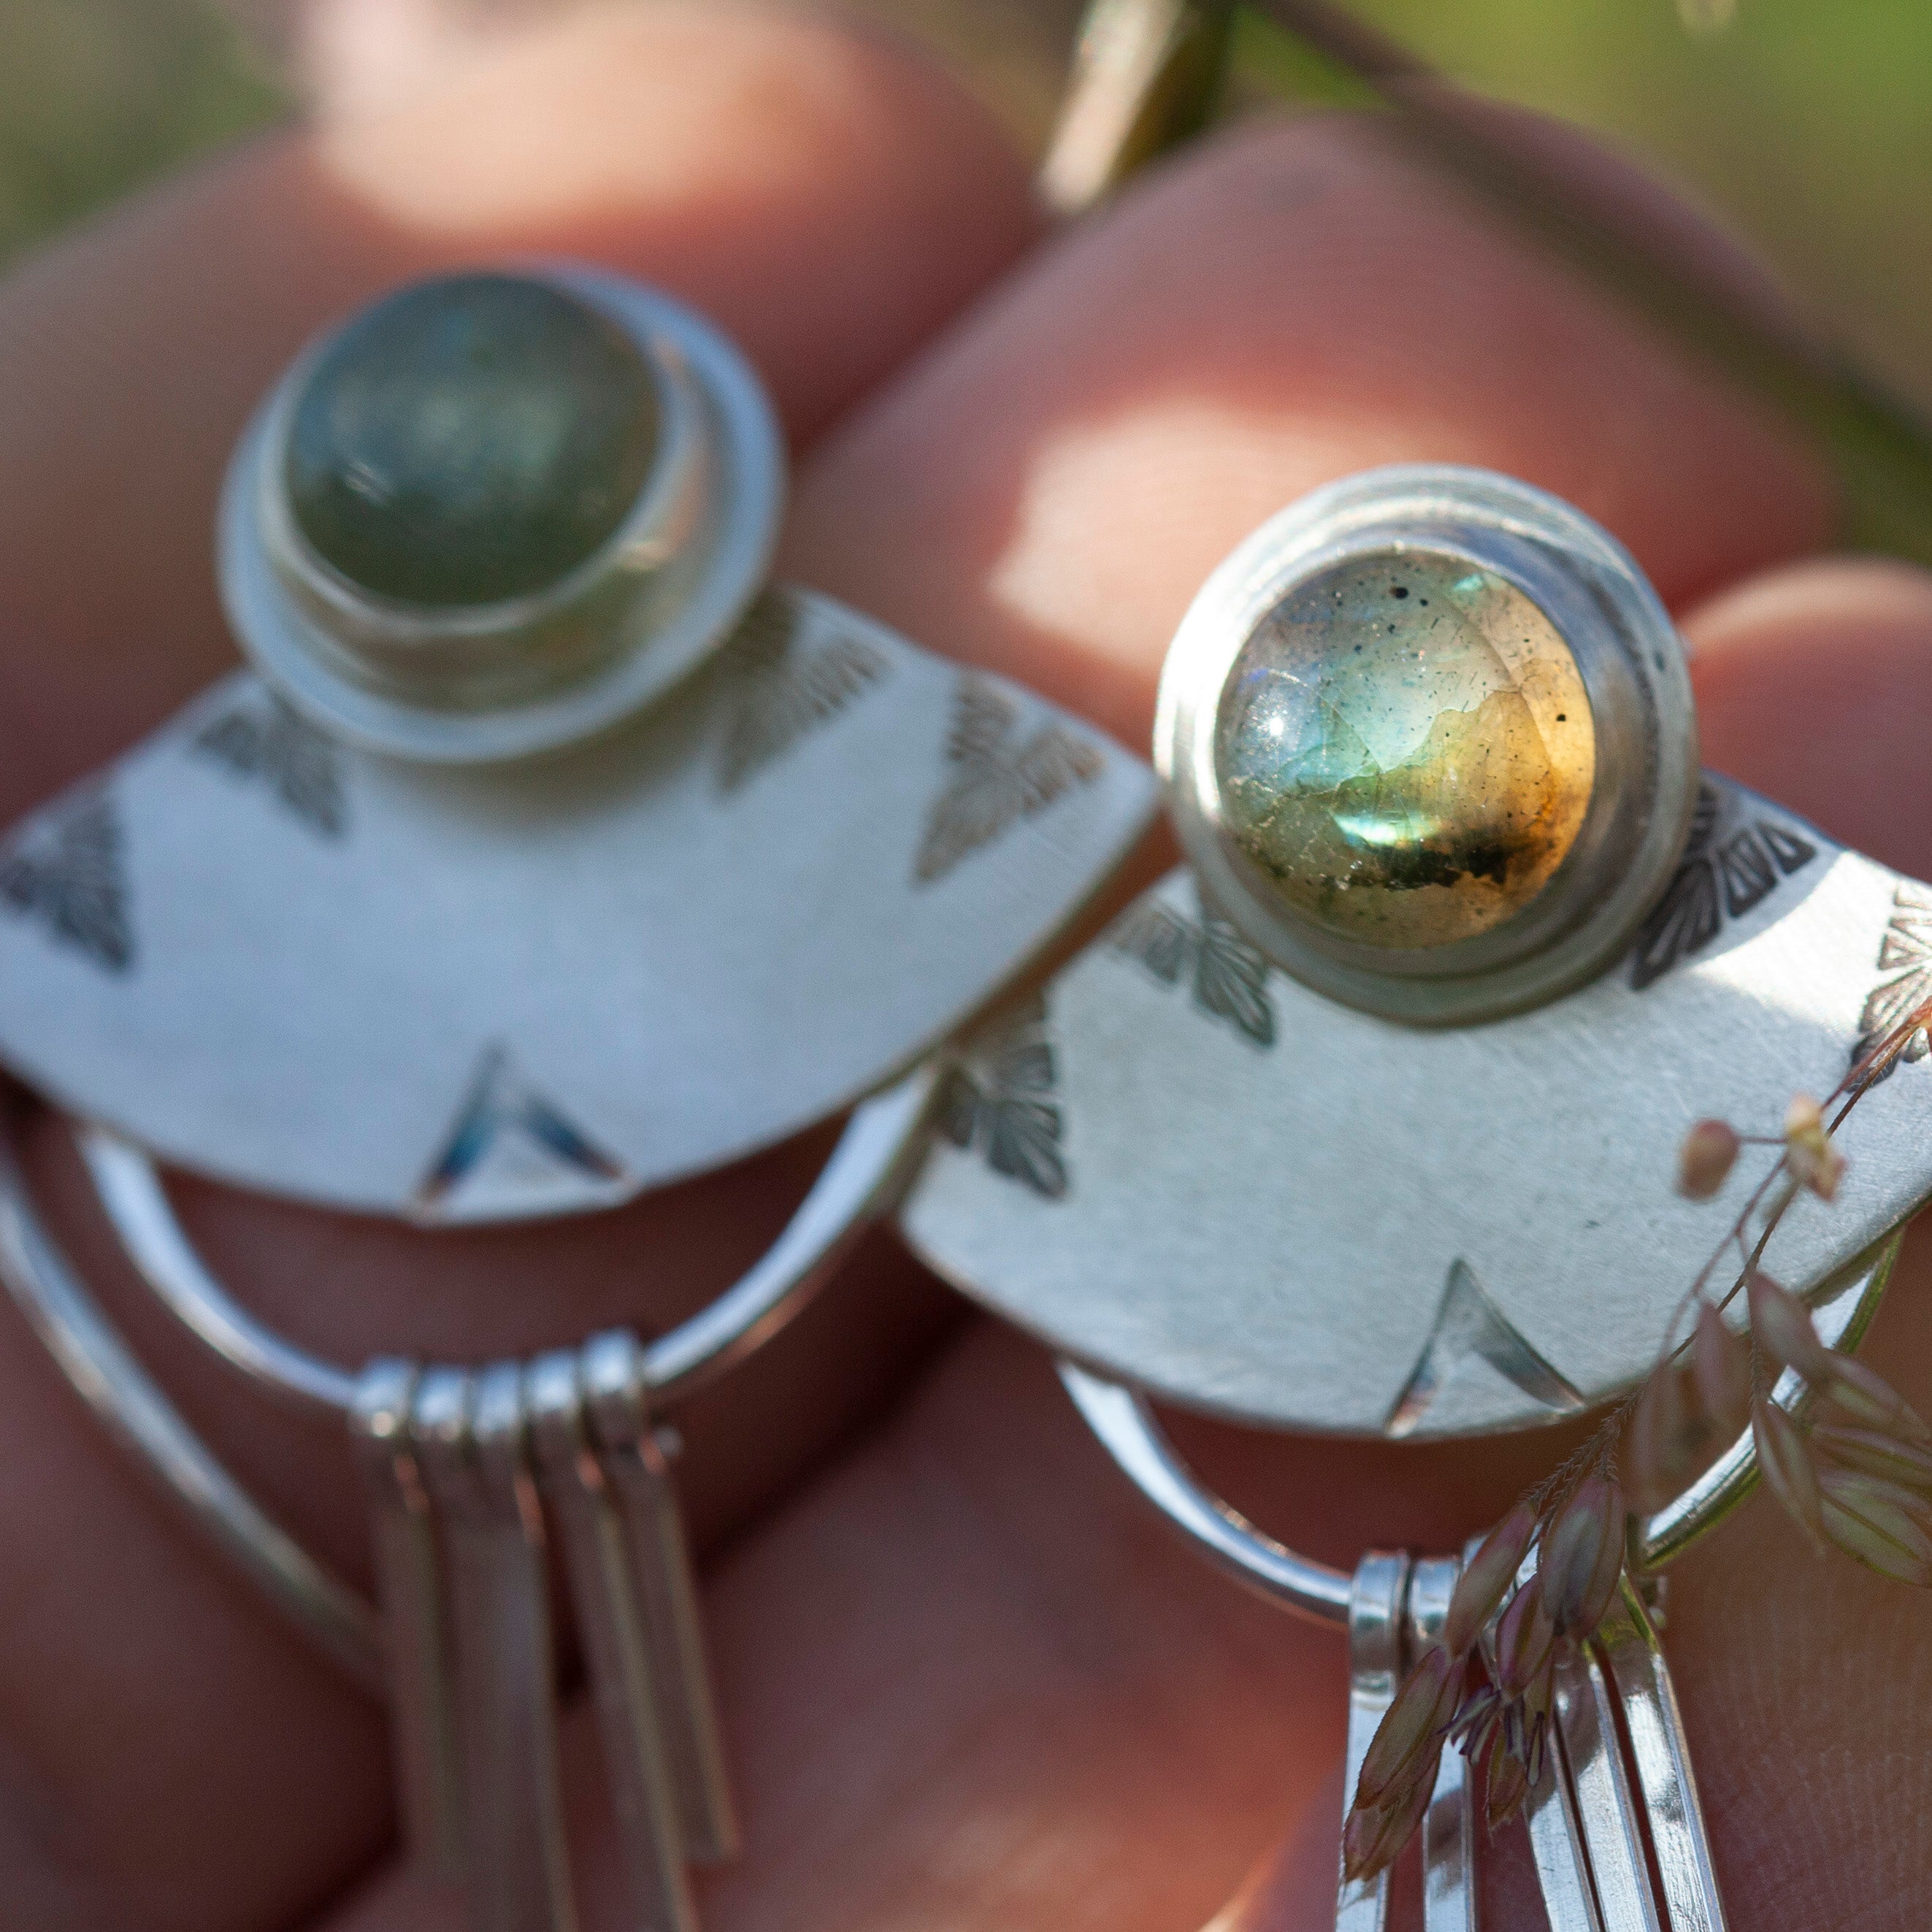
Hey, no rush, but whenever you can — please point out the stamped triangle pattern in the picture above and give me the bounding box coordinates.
[913,675,1105,885]
[1383,1258,1586,1438]
[711,590,889,794]
[0,789,134,974]
[192,691,348,839]
[413,1046,632,1223]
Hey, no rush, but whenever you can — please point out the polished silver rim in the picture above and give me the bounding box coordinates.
[1155,465,1701,1024]
[218,266,786,764]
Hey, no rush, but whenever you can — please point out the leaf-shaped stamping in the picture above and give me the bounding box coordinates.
[981,1097,1067,1198]
[914,677,1104,884]
[0,791,134,973]
[1758,819,1818,876]
[1854,886,1932,1070]
[1192,916,1276,1046]
[194,695,346,839]
[714,592,887,792]
[946,994,1069,1198]
[1109,900,1189,984]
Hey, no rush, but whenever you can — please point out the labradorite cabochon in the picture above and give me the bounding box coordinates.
[285,273,662,609]
[1213,552,1595,949]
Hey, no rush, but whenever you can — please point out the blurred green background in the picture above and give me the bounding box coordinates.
[0,0,1928,416]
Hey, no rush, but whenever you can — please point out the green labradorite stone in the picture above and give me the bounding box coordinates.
[1214,552,1596,950]
[285,272,661,608]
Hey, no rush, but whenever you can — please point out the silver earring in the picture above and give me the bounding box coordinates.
[0,266,1157,1932]
[900,464,1932,1928]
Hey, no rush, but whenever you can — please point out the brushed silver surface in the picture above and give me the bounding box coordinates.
[905,780,1932,1435]
[0,594,1154,1219]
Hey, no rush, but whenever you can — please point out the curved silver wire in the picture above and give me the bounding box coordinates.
[1059,1362,1353,1625]
[80,1061,946,1422]
[0,1062,943,1686]
[1060,1225,1904,1621]
[0,1106,386,1687]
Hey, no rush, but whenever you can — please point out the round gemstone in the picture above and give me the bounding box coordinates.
[285,272,661,609]
[1214,552,1596,950]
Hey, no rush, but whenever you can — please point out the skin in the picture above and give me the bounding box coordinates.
[0,6,1928,1928]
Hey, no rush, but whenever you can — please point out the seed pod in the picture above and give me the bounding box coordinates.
[1522,1706,1549,1792]
[1343,1744,1441,1884]
[1626,1359,1711,1516]
[1494,1579,1555,1696]
[1354,1645,1460,1809]
[1484,1736,1531,1833]
[1784,1093,1846,1202]
[1677,1119,1741,1200]
[1692,1300,1753,1440]
[1445,1503,1538,1657]
[1818,1468,1932,1586]
[1753,1397,1827,1552]
[1451,1683,1502,1753]
[1813,1424,1932,1499]
[1748,1271,1835,1382]
[1821,1356,1931,1443]
[1538,1476,1627,1637]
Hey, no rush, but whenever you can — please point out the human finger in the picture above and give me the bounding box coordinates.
[0,9,1036,1928]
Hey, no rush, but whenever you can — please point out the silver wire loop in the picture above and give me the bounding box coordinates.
[1057,1224,1900,1623]
[0,1062,943,1687]
[0,1103,385,1687]
[79,1059,946,1423]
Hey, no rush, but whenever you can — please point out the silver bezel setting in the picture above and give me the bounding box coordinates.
[218,265,786,764]
[1155,466,1701,1024]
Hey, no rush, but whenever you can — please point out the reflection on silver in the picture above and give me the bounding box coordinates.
[350,1358,462,1871]
[526,1351,695,1932]
[1384,1259,1584,1439]
[415,1365,577,1932]
[221,269,785,767]
[0,1066,945,1932]
[1057,1253,1891,1932]
[1337,1552,1408,1932]
[1407,1559,1476,1932]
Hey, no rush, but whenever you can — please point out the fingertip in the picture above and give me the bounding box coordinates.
[1685,555,1932,874]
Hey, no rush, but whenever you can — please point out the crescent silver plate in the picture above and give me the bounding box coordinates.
[0,589,1157,1222]
[900,775,1932,1437]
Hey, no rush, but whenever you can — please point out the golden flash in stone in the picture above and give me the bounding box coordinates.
[1212,553,1595,949]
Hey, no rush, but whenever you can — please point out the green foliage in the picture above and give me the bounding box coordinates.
[0,0,285,264]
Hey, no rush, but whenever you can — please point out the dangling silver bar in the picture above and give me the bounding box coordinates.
[1524,1724,1604,1931]
[1403,1557,1475,1932]
[525,1351,696,1932]
[1335,1552,1411,1932]
[581,1330,738,1864]
[1597,1584,1728,1931]
[1553,1641,1663,1932]
[414,1365,577,1932]
[348,1358,463,1874]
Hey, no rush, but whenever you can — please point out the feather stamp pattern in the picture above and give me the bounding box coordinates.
[713,591,889,793]
[914,676,1104,884]
[193,692,348,839]
[1108,894,1276,1047]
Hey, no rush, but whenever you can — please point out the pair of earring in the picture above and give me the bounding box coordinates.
[1,265,1925,1932]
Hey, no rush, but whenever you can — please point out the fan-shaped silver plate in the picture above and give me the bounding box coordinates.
[900,776,1932,1437]
[0,589,1156,1222]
